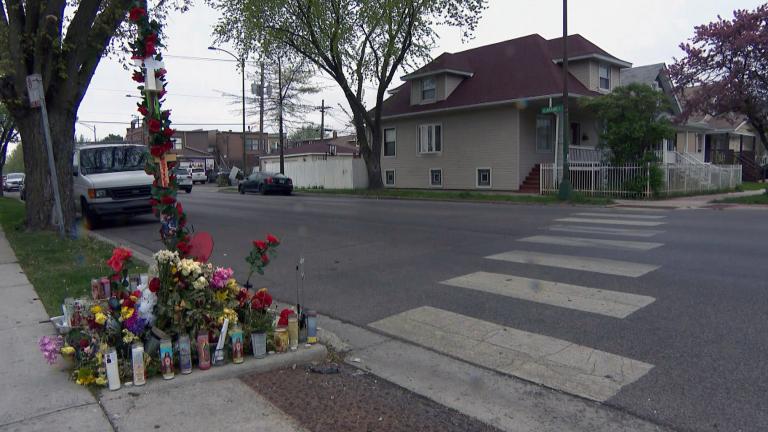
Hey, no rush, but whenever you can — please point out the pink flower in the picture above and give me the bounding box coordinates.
[211,267,234,290]
[38,335,63,365]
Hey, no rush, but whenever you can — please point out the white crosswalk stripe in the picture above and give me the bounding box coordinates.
[370,306,654,402]
[556,217,666,227]
[486,250,659,277]
[441,271,655,318]
[518,235,663,251]
[572,212,667,220]
[549,224,664,237]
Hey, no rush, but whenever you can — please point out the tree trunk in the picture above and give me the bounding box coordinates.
[356,125,383,190]
[15,108,76,234]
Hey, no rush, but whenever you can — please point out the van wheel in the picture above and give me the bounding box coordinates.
[238,185,245,194]
[260,184,267,195]
[185,187,192,193]
[82,200,100,230]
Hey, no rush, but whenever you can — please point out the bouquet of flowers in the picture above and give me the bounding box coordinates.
[244,234,280,287]
[236,288,275,335]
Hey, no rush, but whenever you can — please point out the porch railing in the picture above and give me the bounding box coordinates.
[540,163,742,197]
[569,145,607,163]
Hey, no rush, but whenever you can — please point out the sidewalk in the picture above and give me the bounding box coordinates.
[0,226,315,432]
[613,189,765,209]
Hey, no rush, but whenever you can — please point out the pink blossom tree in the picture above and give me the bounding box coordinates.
[669,5,768,152]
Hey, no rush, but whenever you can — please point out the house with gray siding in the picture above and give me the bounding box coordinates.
[378,33,631,192]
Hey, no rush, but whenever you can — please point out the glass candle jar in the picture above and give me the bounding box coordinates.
[274,327,288,353]
[196,332,211,370]
[287,315,299,350]
[306,310,318,344]
[230,325,244,364]
[178,334,192,374]
[159,338,174,380]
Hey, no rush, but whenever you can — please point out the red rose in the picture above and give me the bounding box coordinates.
[277,308,293,326]
[177,241,191,255]
[137,105,149,116]
[150,146,164,157]
[253,240,266,250]
[161,195,175,205]
[145,33,158,44]
[145,41,156,56]
[175,202,183,214]
[128,7,146,21]
[122,297,135,308]
[106,247,132,273]
[156,68,167,78]
[132,71,144,83]
[162,141,173,152]
[236,289,249,306]
[158,90,167,98]
[79,339,90,348]
[266,234,279,245]
[149,278,160,293]
[163,128,175,138]
[148,118,162,133]
[161,109,170,119]
[252,289,272,310]
[149,198,158,206]
[260,254,269,264]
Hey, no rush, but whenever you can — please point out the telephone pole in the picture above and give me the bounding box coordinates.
[558,0,573,200]
[319,99,325,141]
[259,61,265,153]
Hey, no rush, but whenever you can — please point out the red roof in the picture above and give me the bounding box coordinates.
[382,34,624,118]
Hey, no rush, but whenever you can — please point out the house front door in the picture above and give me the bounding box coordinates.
[570,123,581,147]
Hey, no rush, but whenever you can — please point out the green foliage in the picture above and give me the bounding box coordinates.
[290,123,322,142]
[581,83,675,165]
[2,144,22,174]
[100,133,124,143]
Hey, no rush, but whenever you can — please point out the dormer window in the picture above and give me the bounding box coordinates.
[599,64,610,90]
[421,77,436,101]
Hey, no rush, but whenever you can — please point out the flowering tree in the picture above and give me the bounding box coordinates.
[669,5,768,152]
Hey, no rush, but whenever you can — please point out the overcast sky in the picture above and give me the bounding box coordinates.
[71,0,764,142]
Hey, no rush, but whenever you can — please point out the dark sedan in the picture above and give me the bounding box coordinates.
[238,172,293,195]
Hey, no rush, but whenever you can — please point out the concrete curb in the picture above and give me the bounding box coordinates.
[83,229,154,266]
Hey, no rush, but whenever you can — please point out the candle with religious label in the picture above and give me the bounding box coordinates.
[196,332,211,370]
[288,314,299,351]
[213,319,229,366]
[131,343,146,386]
[230,325,244,364]
[159,338,174,380]
[100,277,111,298]
[91,279,101,300]
[275,327,289,353]
[178,335,192,374]
[306,310,318,344]
[105,347,121,391]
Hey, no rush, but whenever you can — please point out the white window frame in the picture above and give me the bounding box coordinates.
[598,64,611,90]
[429,168,443,188]
[384,169,396,186]
[696,134,704,153]
[421,77,436,101]
[418,124,443,154]
[476,167,492,188]
[383,128,396,157]
[535,114,555,153]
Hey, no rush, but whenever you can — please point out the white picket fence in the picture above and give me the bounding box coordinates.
[540,162,742,197]
[262,157,368,189]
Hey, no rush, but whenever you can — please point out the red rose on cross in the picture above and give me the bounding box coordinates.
[128,7,146,22]
[148,118,162,133]
[132,71,144,83]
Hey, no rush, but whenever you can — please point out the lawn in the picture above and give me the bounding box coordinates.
[737,182,768,191]
[0,198,146,316]
[295,188,614,205]
[716,192,768,205]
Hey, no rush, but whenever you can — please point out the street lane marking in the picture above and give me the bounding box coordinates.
[572,212,666,220]
[518,235,663,251]
[549,225,664,238]
[486,250,659,277]
[555,217,666,227]
[370,306,654,402]
[441,272,655,318]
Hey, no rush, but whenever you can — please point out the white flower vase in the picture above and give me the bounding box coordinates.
[251,332,266,358]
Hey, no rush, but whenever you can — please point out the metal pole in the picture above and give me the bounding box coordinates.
[241,56,247,174]
[39,97,65,237]
[319,99,325,141]
[278,56,284,174]
[259,61,265,154]
[558,0,572,200]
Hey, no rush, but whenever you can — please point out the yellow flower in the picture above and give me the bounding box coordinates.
[96,351,103,364]
[94,312,107,325]
[94,377,107,386]
[214,291,229,303]
[61,346,75,356]
[90,305,102,314]
[120,306,134,321]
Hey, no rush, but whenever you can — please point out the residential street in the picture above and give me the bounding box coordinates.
[96,186,768,432]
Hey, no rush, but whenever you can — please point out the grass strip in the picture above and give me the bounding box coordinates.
[715,193,768,205]
[294,188,613,205]
[0,198,146,316]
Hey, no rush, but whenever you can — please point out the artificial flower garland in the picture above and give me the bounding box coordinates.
[128,0,189,255]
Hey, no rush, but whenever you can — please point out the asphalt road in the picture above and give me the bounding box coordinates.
[96,185,768,432]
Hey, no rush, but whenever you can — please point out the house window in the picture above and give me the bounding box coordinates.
[383,128,396,157]
[430,168,442,187]
[599,64,610,90]
[418,124,442,154]
[477,168,491,188]
[385,170,395,186]
[421,77,436,101]
[171,137,182,150]
[696,134,704,153]
[245,138,258,151]
[536,115,555,152]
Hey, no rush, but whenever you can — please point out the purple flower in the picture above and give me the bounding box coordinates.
[210,267,234,290]
[124,314,147,335]
[39,335,63,365]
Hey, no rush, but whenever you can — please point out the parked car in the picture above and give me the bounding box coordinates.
[73,144,154,228]
[3,172,24,191]
[238,172,293,195]
[174,167,193,193]
[190,167,207,184]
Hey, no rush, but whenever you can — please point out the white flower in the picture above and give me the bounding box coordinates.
[178,258,202,278]
[153,250,180,265]
[192,276,208,290]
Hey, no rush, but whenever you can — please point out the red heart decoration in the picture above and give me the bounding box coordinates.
[188,232,214,263]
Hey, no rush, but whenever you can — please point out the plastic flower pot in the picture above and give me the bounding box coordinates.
[251,332,266,358]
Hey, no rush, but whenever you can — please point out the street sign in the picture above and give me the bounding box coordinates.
[26,74,43,108]
[541,105,562,114]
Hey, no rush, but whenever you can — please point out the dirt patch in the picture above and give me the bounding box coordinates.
[241,363,501,432]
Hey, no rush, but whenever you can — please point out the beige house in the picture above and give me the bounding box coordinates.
[378,34,630,192]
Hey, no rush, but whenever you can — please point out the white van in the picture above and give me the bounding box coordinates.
[73,144,154,227]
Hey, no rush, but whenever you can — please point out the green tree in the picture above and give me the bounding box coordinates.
[101,133,124,143]
[0,0,188,231]
[211,0,487,189]
[289,123,321,142]
[0,103,18,196]
[581,83,675,166]
[3,144,23,174]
